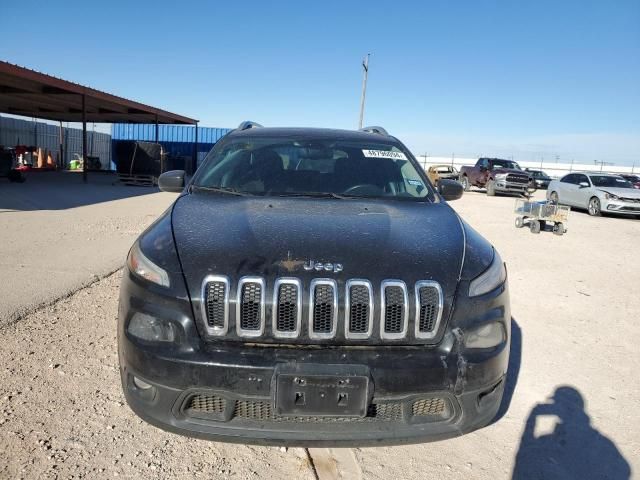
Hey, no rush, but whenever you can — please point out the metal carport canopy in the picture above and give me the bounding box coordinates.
[0,60,199,182]
[0,61,197,124]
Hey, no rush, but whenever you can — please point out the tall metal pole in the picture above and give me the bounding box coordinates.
[82,94,87,183]
[193,122,199,174]
[58,121,64,169]
[358,54,370,129]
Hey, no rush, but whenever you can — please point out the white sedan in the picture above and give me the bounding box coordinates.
[547,173,640,217]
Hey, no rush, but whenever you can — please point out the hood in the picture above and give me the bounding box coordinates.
[171,193,465,299]
[492,168,530,177]
[597,188,640,199]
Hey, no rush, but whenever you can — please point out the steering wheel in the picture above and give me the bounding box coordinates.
[342,184,383,195]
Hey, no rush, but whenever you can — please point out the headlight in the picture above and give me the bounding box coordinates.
[465,322,505,349]
[128,313,176,342]
[127,242,170,287]
[468,251,506,297]
[604,192,619,200]
[494,173,507,181]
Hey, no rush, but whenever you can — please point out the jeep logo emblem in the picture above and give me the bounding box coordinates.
[303,260,343,273]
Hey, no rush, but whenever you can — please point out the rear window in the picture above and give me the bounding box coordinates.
[193,136,434,201]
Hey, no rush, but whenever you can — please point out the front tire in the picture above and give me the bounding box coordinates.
[588,197,602,216]
[486,179,496,196]
[461,176,470,192]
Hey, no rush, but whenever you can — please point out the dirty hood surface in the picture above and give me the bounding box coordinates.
[171,193,465,299]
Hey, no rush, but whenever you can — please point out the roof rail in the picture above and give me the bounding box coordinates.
[359,126,389,136]
[237,121,263,131]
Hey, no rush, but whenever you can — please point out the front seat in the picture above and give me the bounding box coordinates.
[237,149,284,192]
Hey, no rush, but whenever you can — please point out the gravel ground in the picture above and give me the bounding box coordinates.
[1,189,638,479]
[0,272,314,480]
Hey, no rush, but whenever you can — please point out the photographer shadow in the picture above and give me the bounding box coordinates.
[512,386,630,480]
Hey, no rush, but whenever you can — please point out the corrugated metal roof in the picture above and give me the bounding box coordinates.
[0,61,197,124]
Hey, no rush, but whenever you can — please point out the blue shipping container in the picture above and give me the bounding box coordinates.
[111,124,231,144]
[111,123,232,171]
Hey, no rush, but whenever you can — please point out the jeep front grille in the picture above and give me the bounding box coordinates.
[200,277,445,343]
[309,279,337,339]
[381,281,408,339]
[236,277,265,337]
[202,276,230,335]
[345,280,373,339]
[273,279,301,338]
[415,281,443,339]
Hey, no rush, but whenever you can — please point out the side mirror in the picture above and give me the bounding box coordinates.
[479,166,488,172]
[438,179,464,201]
[578,181,589,188]
[158,170,186,192]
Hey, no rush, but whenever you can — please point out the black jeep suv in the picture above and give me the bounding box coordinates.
[118,123,511,446]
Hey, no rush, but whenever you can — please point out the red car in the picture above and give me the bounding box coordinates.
[620,174,640,189]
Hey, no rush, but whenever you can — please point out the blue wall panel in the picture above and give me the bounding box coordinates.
[111,124,231,170]
[111,124,231,143]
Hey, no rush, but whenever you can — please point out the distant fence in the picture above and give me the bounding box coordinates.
[0,115,111,169]
[416,155,638,179]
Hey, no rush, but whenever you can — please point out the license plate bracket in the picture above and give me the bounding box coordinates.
[274,364,370,417]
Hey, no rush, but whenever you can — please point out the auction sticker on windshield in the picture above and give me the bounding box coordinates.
[362,149,408,160]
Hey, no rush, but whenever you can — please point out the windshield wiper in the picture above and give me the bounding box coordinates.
[190,185,253,196]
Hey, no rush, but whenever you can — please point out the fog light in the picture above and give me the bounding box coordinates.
[465,322,505,349]
[128,313,176,342]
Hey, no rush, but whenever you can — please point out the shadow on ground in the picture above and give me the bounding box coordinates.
[0,171,158,211]
[512,386,631,479]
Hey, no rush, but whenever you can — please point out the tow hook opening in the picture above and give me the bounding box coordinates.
[129,374,157,402]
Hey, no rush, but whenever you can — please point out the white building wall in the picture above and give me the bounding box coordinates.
[414,155,638,179]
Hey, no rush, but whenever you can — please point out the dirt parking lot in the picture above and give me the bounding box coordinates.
[1,189,638,479]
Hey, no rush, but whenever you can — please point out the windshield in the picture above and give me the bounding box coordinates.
[192,136,434,201]
[491,159,521,170]
[589,175,633,189]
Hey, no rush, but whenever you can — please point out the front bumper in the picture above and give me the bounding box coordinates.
[604,200,640,215]
[118,272,510,446]
[120,342,506,447]
[494,180,529,193]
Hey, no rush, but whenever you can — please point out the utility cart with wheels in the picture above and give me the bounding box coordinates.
[514,199,570,235]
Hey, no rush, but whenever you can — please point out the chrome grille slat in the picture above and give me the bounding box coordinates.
[380,280,409,339]
[272,278,302,338]
[345,279,373,339]
[206,283,227,328]
[201,275,230,336]
[414,281,443,339]
[236,277,265,337]
[309,279,338,339]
